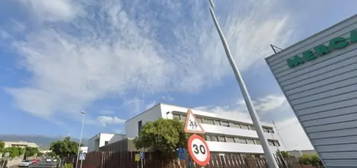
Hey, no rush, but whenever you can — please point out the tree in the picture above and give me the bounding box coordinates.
[299,154,323,167]
[4,147,24,158]
[50,137,78,163]
[310,154,323,167]
[134,119,188,158]
[24,147,39,157]
[0,141,4,153]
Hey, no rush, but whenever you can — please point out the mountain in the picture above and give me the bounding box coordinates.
[0,135,85,149]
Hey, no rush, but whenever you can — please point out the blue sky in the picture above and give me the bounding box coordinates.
[0,0,356,150]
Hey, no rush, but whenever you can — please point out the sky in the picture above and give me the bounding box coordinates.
[0,0,356,151]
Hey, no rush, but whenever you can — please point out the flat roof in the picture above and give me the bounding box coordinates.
[265,14,357,60]
[125,103,273,127]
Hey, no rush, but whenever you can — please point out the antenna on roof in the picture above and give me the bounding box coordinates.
[270,44,283,54]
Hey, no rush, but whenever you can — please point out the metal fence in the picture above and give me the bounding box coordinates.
[82,151,273,168]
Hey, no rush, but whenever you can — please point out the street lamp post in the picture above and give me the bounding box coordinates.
[207,0,279,167]
[75,111,86,168]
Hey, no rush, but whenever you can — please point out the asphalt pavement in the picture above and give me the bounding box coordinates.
[28,161,57,168]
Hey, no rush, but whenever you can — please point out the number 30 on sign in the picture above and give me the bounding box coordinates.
[187,134,211,166]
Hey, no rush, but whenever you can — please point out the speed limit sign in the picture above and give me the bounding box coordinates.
[187,134,211,166]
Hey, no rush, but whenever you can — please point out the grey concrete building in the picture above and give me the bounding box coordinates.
[266,15,357,167]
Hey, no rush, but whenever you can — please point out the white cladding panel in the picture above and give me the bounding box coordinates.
[266,15,357,167]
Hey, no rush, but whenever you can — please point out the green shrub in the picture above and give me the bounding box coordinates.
[63,163,73,168]
[299,154,322,166]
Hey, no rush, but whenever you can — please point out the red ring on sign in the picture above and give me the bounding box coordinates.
[187,134,211,166]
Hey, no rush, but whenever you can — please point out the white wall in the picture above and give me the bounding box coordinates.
[99,133,115,147]
[125,103,284,154]
[125,104,163,138]
[88,133,115,152]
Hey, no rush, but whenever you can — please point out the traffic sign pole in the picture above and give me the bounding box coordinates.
[207,0,279,167]
[187,134,211,166]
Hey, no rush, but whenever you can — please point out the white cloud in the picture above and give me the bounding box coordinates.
[175,0,293,91]
[8,1,172,119]
[195,104,252,122]
[18,0,80,22]
[254,95,286,113]
[6,0,294,121]
[275,117,314,151]
[97,116,125,127]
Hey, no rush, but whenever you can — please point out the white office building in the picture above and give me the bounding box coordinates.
[125,103,283,155]
[87,133,126,152]
[3,141,39,148]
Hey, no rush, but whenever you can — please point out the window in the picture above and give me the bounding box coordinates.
[226,136,234,143]
[246,138,255,144]
[263,127,274,133]
[234,137,247,144]
[269,140,280,146]
[248,125,256,130]
[173,114,180,120]
[138,120,143,134]
[209,135,219,142]
[231,122,240,128]
[255,139,261,145]
[197,117,203,123]
[240,124,249,130]
[221,121,229,127]
[205,135,210,141]
[218,136,226,142]
[203,118,214,125]
[214,120,221,126]
[105,141,109,145]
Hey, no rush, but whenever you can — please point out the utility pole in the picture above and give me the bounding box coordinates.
[76,111,86,168]
[207,0,279,167]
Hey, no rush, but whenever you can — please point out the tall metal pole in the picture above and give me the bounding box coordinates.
[76,111,86,168]
[207,1,279,167]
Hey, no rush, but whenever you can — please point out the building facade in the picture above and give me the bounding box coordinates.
[266,15,357,167]
[87,133,125,152]
[3,141,39,148]
[125,103,283,155]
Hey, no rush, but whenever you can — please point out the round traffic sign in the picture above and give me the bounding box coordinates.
[187,134,211,166]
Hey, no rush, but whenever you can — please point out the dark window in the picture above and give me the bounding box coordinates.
[218,136,226,142]
[226,137,234,143]
[173,114,180,120]
[214,120,221,126]
[221,121,229,127]
[246,138,255,144]
[138,120,143,134]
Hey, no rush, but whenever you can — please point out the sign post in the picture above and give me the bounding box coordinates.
[79,146,88,168]
[187,134,211,167]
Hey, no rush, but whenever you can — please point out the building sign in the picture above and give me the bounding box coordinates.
[184,109,205,134]
[80,147,88,154]
[187,134,211,166]
[287,29,357,68]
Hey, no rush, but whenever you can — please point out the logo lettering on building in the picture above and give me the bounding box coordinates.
[287,29,357,68]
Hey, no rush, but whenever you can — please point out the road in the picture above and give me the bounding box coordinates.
[28,161,57,168]
[10,160,58,168]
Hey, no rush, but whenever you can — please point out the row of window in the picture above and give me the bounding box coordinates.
[204,134,280,147]
[172,113,274,133]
